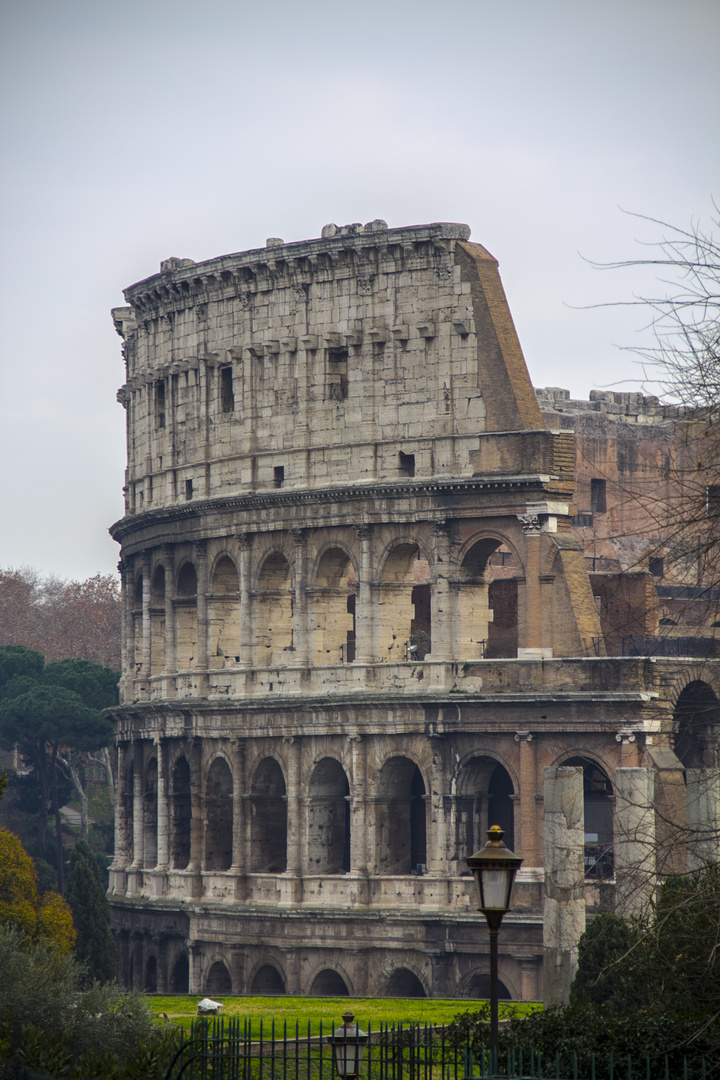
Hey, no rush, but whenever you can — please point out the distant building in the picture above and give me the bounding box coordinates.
[108,222,719,1000]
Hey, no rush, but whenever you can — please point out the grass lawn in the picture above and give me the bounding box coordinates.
[148,995,540,1034]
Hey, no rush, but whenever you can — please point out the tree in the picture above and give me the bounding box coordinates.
[0,646,116,891]
[65,839,116,984]
[0,826,75,954]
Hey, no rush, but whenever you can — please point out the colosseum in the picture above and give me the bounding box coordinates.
[108,220,720,1001]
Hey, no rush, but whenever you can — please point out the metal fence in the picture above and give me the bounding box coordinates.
[162,1018,712,1080]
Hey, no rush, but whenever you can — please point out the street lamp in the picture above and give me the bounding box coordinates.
[327,1012,369,1078]
[466,825,523,1061]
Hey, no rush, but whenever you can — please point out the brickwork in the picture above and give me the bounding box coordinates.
[108,223,720,1001]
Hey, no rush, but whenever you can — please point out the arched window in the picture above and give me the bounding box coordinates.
[456,756,515,859]
[379,545,432,661]
[171,953,189,993]
[674,681,720,768]
[205,757,233,871]
[257,553,293,664]
[463,972,511,1000]
[308,758,350,874]
[385,968,426,997]
[171,755,192,869]
[251,964,285,994]
[250,758,287,872]
[314,549,356,664]
[459,539,519,659]
[563,757,614,880]
[206,960,232,994]
[209,556,240,668]
[310,969,349,996]
[150,565,166,675]
[377,757,427,874]
[143,758,158,868]
[176,563,198,669]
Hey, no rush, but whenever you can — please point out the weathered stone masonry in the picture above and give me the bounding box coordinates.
[108,221,720,1000]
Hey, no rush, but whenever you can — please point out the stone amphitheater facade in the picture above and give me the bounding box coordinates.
[108,221,720,1001]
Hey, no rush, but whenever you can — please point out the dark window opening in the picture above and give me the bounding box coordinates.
[399,451,415,477]
[145,955,157,993]
[649,557,664,577]
[171,954,189,993]
[591,478,607,514]
[273,466,285,488]
[171,756,192,870]
[385,969,426,998]
[310,969,349,996]
[328,347,349,364]
[327,348,349,401]
[328,376,348,400]
[345,593,356,663]
[563,757,614,880]
[206,960,232,994]
[185,479,193,500]
[220,366,234,413]
[571,512,594,527]
[251,758,287,872]
[155,380,166,429]
[410,584,431,659]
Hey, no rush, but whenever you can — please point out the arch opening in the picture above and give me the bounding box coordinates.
[206,960,232,994]
[251,758,287,872]
[145,954,158,993]
[377,757,427,874]
[176,563,198,669]
[171,755,192,870]
[674,681,720,768]
[310,969,350,996]
[459,540,519,660]
[456,756,515,861]
[308,758,350,874]
[251,964,285,995]
[257,553,293,664]
[143,758,158,868]
[463,972,512,1000]
[171,953,189,994]
[205,757,233,870]
[313,549,356,664]
[385,968,426,998]
[379,545,432,661]
[210,556,240,668]
[150,566,166,675]
[563,757,614,879]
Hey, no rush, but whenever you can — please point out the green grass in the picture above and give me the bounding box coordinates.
[148,995,540,1034]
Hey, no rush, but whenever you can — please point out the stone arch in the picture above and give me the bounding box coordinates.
[250,757,287,872]
[145,953,158,992]
[458,535,521,659]
[176,562,198,669]
[170,952,189,993]
[171,754,192,870]
[206,957,232,994]
[673,680,720,768]
[257,551,293,664]
[150,565,166,675]
[385,967,427,997]
[313,547,357,664]
[460,970,512,1000]
[205,756,233,871]
[561,755,614,880]
[209,554,240,668]
[143,757,158,868]
[378,542,432,661]
[310,968,350,996]
[455,754,516,858]
[250,962,285,994]
[376,756,427,874]
[307,757,350,874]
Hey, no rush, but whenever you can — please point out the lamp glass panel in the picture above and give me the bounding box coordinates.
[481,868,511,909]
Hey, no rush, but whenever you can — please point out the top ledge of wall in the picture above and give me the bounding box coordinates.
[123,222,473,302]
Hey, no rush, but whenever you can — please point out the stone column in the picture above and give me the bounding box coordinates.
[113,743,132,869]
[430,521,452,662]
[542,766,585,1006]
[194,541,209,684]
[516,732,539,866]
[118,559,133,702]
[237,534,254,669]
[291,529,309,666]
[141,555,152,677]
[518,515,542,651]
[354,525,374,664]
[231,739,247,873]
[285,738,303,890]
[615,767,655,917]
[156,737,169,868]
[162,545,176,678]
[428,736,448,872]
[349,736,368,876]
[686,769,720,870]
[189,739,204,880]
[132,742,145,869]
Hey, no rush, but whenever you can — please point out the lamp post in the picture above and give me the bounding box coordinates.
[466,825,523,1061]
[327,1012,369,1078]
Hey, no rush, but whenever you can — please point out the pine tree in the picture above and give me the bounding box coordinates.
[65,840,116,984]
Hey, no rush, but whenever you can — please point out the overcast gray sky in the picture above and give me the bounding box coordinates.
[0,0,718,581]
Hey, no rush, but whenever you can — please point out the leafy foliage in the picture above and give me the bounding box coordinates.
[570,911,643,1010]
[66,839,117,984]
[0,826,75,953]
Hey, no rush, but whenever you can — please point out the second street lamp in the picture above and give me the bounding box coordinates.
[466,825,523,1062]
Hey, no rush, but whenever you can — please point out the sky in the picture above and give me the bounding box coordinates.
[0,0,718,581]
